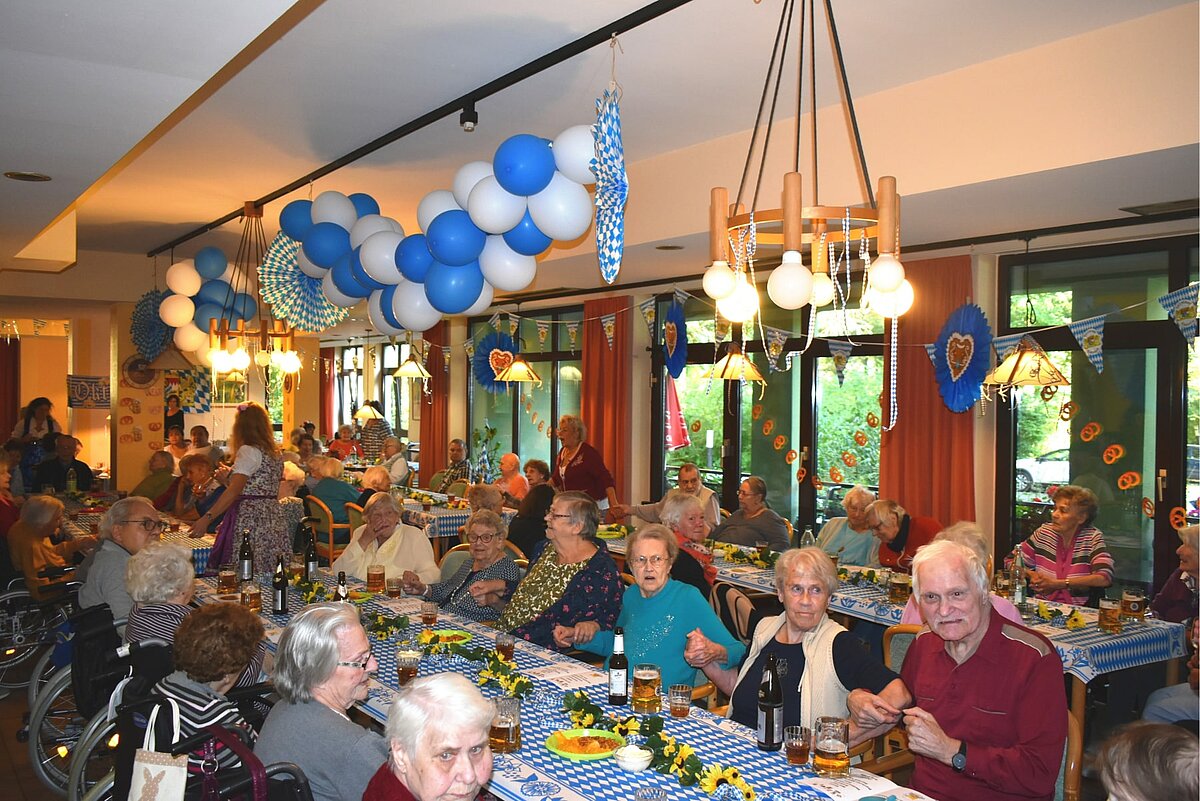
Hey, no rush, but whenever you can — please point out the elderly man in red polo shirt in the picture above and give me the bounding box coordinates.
[850,539,1067,801]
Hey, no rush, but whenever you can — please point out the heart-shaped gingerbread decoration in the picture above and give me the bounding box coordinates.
[945,333,974,382]
[664,321,678,357]
[488,349,514,377]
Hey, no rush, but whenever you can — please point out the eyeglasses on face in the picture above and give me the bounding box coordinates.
[123,518,168,533]
[337,650,374,670]
[630,554,668,568]
[545,512,572,520]
[467,532,499,544]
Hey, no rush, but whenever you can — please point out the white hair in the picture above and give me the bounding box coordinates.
[273,604,361,703]
[911,539,989,600]
[126,542,194,603]
[385,673,493,760]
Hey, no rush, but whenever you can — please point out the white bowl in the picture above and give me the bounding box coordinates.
[613,745,653,772]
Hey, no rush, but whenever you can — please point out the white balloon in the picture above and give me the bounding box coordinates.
[467,176,528,235]
[391,280,442,332]
[527,172,594,241]
[766,254,814,310]
[159,294,195,327]
[368,289,405,335]
[295,248,326,279]
[416,190,460,232]
[322,270,359,308]
[359,231,405,284]
[478,235,537,292]
[165,262,202,296]
[350,214,398,249]
[461,280,494,317]
[385,217,404,235]
[172,322,207,352]
[552,124,597,185]
[452,161,494,208]
[311,190,358,230]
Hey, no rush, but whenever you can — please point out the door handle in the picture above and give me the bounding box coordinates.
[1157,469,1167,503]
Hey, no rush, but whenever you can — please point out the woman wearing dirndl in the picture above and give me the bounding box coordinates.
[190,402,287,573]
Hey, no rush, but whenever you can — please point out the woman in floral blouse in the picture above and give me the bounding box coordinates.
[498,491,622,650]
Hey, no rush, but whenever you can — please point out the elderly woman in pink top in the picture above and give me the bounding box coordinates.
[1014,485,1114,605]
[900,522,1021,625]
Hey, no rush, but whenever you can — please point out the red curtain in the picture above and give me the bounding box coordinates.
[319,347,336,441]
[419,322,449,488]
[581,297,632,506]
[0,341,18,436]
[879,255,975,526]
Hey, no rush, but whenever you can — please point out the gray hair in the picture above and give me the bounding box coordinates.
[558,414,586,440]
[383,436,403,452]
[465,509,506,539]
[934,521,991,563]
[627,523,678,564]
[553,491,599,539]
[1051,485,1099,527]
[19,494,64,528]
[361,466,391,492]
[148,451,174,472]
[466,483,503,513]
[1179,525,1199,554]
[774,547,838,595]
[363,491,400,517]
[100,497,155,540]
[281,460,306,484]
[273,604,362,703]
[126,542,194,603]
[385,673,494,761]
[1098,722,1199,801]
[311,457,344,480]
[866,499,905,526]
[659,490,703,531]
[842,485,876,509]
[911,539,990,600]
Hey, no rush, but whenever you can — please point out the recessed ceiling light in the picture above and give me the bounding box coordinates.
[4,171,51,182]
[655,244,684,251]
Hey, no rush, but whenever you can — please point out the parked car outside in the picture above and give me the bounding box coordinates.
[1014,448,1071,492]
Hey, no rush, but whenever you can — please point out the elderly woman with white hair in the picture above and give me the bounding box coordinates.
[1151,524,1197,625]
[254,603,388,801]
[694,547,909,743]
[899,522,1022,625]
[816,485,878,566]
[356,465,392,507]
[363,673,495,801]
[380,437,410,485]
[123,541,195,643]
[658,490,717,594]
[7,494,96,600]
[333,492,439,584]
[79,495,162,621]
[550,414,620,517]
[310,455,361,532]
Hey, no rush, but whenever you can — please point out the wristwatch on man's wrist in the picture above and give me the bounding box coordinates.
[951,741,967,772]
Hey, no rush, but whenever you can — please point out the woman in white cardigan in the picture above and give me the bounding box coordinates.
[332,492,439,584]
[689,547,909,746]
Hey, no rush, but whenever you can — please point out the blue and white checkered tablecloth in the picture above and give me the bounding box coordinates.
[399,500,516,542]
[66,511,213,575]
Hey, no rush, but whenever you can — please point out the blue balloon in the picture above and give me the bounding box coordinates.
[348,247,387,291]
[231,293,258,321]
[303,222,352,268]
[424,259,484,315]
[193,302,224,330]
[380,284,403,330]
[279,199,314,240]
[348,193,380,218]
[395,233,434,283]
[426,210,486,266]
[331,252,372,299]
[493,134,556,196]
[194,246,228,280]
[502,210,553,256]
[195,280,234,307]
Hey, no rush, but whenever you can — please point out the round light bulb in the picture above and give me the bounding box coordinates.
[716,272,760,323]
[209,349,231,373]
[254,349,272,367]
[767,251,814,310]
[270,350,285,367]
[702,260,737,300]
[230,347,251,371]
[810,272,836,307]
[870,253,905,293]
[281,352,303,373]
[868,279,915,318]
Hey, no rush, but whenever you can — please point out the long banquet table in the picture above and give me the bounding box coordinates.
[62,507,215,575]
[193,569,909,801]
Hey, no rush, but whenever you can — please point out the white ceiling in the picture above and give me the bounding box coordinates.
[1,0,1197,323]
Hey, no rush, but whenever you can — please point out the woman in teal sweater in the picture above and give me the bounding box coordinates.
[555,524,745,690]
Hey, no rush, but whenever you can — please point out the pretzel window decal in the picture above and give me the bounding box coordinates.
[1116,471,1141,490]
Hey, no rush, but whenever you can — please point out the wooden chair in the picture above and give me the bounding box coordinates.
[303,496,350,563]
[428,469,447,492]
[709,582,759,644]
[438,543,472,581]
[719,508,732,520]
[784,518,794,546]
[445,480,469,497]
[345,502,364,534]
[620,573,635,587]
[882,624,923,672]
[503,541,527,561]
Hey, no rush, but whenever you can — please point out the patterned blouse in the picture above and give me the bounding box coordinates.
[499,545,623,650]
[428,556,521,623]
[1018,523,1114,604]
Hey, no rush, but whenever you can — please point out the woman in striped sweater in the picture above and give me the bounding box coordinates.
[1015,484,1114,605]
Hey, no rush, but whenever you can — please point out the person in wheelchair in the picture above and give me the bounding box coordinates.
[79,496,162,622]
[7,494,95,600]
[151,602,266,773]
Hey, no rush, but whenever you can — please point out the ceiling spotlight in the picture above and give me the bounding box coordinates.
[4,171,51,182]
[459,102,478,133]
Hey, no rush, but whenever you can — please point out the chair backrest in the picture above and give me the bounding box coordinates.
[503,541,527,561]
[303,496,347,561]
[620,573,635,587]
[784,519,795,546]
[1059,710,1083,801]
[445,480,468,497]
[439,544,472,581]
[429,469,447,492]
[882,624,923,672]
[345,502,364,533]
[719,508,732,520]
[710,582,758,644]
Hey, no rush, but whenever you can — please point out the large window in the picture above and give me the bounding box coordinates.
[380,343,414,439]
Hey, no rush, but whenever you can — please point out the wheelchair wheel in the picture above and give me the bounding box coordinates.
[28,665,82,795]
[67,712,119,801]
[80,771,113,801]
[26,646,62,711]
[0,589,68,688]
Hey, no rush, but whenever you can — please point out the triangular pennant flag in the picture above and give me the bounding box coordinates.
[762,325,790,372]
[1157,283,1198,344]
[508,314,520,338]
[566,321,579,352]
[992,333,1026,362]
[600,312,617,350]
[673,288,689,309]
[487,312,501,332]
[1067,313,1108,373]
[536,320,550,351]
[827,340,854,387]
[463,339,475,360]
[443,348,450,375]
[664,374,692,451]
[924,343,938,367]
[714,317,731,343]
[638,298,657,342]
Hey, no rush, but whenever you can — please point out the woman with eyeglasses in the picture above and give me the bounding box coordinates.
[560,524,744,690]
[709,476,790,552]
[400,510,520,623]
[333,492,439,585]
[78,496,161,621]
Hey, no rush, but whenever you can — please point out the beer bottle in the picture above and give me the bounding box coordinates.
[335,571,350,603]
[272,555,288,615]
[799,526,816,549]
[1012,546,1027,606]
[238,531,254,582]
[757,653,783,751]
[304,532,319,581]
[65,468,77,494]
[608,627,628,706]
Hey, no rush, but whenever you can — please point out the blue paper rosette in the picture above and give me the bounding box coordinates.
[472,331,519,393]
[593,86,628,285]
[131,289,172,362]
[258,232,350,332]
[933,303,992,413]
[662,300,688,379]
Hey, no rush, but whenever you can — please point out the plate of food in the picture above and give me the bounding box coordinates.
[347,590,374,604]
[427,629,473,645]
[596,525,629,540]
[545,729,625,761]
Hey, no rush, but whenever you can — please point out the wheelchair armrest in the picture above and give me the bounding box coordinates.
[225,681,274,703]
[217,761,313,797]
[170,725,251,755]
[38,565,76,580]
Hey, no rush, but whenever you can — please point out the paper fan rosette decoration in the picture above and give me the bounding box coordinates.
[472,331,519,394]
[593,85,628,285]
[662,299,687,379]
[258,232,350,332]
[933,303,993,412]
[131,289,173,361]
